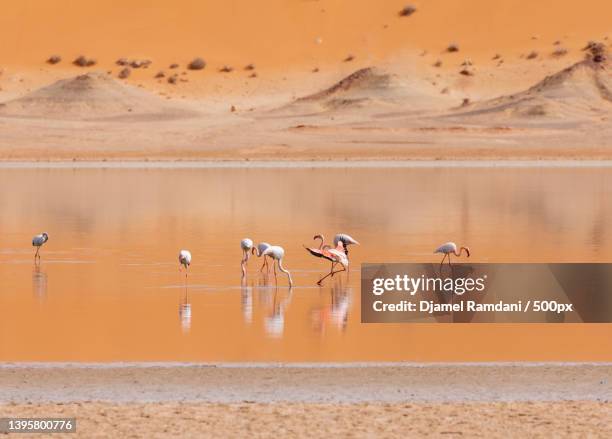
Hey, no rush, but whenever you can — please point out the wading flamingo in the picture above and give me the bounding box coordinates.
[305,237,349,285]
[434,242,470,268]
[313,241,349,285]
[262,245,293,287]
[178,249,192,278]
[32,232,49,260]
[240,238,253,276]
[305,234,336,271]
[333,233,359,257]
[304,235,336,268]
[252,242,272,273]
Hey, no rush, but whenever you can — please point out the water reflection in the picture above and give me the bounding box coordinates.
[311,279,351,333]
[32,264,48,299]
[240,277,253,324]
[263,287,293,338]
[178,288,191,333]
[0,166,611,361]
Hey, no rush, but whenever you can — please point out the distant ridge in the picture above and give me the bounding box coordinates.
[0,72,196,120]
[274,67,441,115]
[453,55,612,120]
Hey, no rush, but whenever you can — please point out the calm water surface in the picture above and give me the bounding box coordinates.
[0,166,611,361]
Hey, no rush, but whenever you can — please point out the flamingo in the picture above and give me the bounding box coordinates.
[304,234,337,271]
[333,233,359,257]
[434,242,470,268]
[32,232,49,260]
[305,237,349,285]
[240,238,253,276]
[178,249,192,278]
[262,245,293,287]
[251,242,272,273]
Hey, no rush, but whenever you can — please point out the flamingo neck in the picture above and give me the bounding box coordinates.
[454,247,468,257]
[278,259,293,286]
[315,235,325,250]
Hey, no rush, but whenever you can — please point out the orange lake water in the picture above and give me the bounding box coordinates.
[0,165,611,361]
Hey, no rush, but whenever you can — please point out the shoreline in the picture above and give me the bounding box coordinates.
[2,361,612,368]
[2,159,612,169]
[1,363,609,403]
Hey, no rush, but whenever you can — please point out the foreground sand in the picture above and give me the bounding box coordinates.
[1,364,610,437]
[2,401,610,438]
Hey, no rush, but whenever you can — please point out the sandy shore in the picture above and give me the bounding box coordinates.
[1,364,610,437]
[1,401,610,438]
[1,364,610,403]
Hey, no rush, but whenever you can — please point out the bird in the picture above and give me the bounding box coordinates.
[311,240,349,285]
[252,242,272,273]
[240,238,253,276]
[304,234,339,276]
[261,245,293,286]
[434,242,470,268]
[32,232,49,260]
[333,233,359,257]
[178,249,192,278]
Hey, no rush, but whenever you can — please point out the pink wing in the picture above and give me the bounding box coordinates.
[304,246,335,262]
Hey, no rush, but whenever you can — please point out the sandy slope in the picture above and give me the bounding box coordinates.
[0,72,198,121]
[0,2,612,160]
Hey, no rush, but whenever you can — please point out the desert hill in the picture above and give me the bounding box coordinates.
[0,72,197,120]
[450,52,612,122]
[273,67,443,116]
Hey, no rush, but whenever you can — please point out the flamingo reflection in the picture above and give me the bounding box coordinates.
[261,285,293,338]
[241,276,253,324]
[311,280,351,333]
[32,264,48,299]
[179,287,192,333]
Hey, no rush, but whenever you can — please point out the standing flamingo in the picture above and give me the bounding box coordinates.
[252,242,272,273]
[434,242,470,268]
[240,238,253,276]
[333,233,359,257]
[178,249,192,278]
[262,245,293,287]
[32,232,49,261]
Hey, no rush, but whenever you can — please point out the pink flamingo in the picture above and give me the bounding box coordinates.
[304,236,349,285]
[434,242,470,268]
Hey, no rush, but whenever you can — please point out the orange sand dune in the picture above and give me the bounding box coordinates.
[1,1,611,72]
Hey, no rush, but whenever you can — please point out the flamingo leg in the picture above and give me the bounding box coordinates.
[317,266,346,285]
[34,247,40,259]
[439,253,447,270]
[274,259,278,278]
[448,254,452,267]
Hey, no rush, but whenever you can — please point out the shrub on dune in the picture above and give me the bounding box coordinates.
[46,55,62,65]
[446,44,459,53]
[398,5,417,17]
[118,67,131,79]
[73,55,96,67]
[188,58,206,70]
